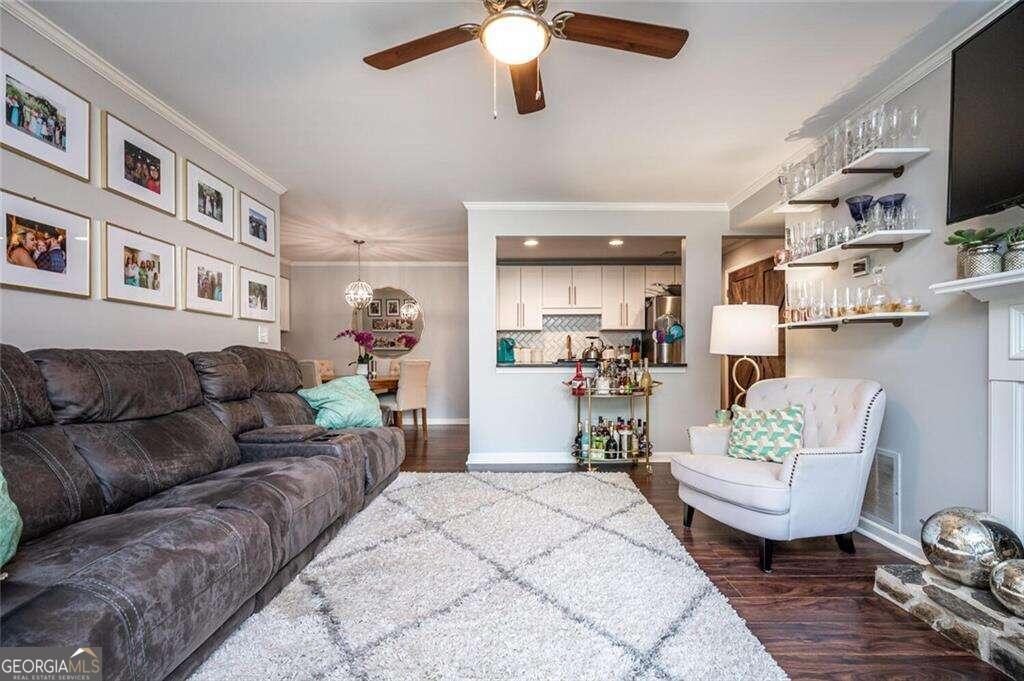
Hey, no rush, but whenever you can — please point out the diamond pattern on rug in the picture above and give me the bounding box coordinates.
[363,580,637,681]
[190,472,787,680]
[443,495,586,569]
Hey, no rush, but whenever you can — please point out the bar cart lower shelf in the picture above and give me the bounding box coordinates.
[568,386,659,474]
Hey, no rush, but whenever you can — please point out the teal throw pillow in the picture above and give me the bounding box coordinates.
[298,375,383,429]
[727,404,804,464]
[0,469,22,570]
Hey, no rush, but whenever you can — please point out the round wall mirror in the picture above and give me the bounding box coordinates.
[356,286,424,357]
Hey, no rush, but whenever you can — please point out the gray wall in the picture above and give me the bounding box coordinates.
[283,264,469,421]
[785,62,1024,542]
[467,207,732,459]
[1,16,281,352]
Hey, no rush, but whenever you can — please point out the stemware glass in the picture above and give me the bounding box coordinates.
[908,106,922,143]
[888,105,903,146]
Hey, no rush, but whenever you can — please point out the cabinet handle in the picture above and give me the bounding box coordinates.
[574,286,577,306]
[519,302,523,327]
[625,302,629,326]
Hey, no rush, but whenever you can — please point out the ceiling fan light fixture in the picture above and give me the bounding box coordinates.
[480,9,550,65]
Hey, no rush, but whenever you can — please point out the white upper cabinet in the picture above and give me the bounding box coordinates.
[542,265,602,311]
[645,265,677,289]
[496,266,542,330]
[601,265,646,330]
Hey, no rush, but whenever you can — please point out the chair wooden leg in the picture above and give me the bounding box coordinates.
[759,538,774,573]
[393,410,403,428]
[683,503,695,528]
[835,532,856,555]
[421,408,428,441]
[412,409,419,429]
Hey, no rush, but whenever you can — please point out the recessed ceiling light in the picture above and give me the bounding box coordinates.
[523,238,539,247]
[609,239,624,247]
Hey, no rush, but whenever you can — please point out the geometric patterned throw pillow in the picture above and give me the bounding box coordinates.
[726,404,805,464]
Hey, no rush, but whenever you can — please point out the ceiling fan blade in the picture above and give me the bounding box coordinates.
[364,25,479,70]
[509,60,545,115]
[551,12,688,59]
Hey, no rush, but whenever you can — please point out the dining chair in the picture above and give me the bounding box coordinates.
[378,359,430,439]
[298,359,337,389]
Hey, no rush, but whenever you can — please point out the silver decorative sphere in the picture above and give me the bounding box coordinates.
[920,507,1024,588]
[991,559,1024,617]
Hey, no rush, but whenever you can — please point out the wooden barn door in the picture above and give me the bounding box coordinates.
[726,256,786,406]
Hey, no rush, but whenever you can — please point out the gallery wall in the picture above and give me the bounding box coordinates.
[283,263,469,422]
[0,12,283,353]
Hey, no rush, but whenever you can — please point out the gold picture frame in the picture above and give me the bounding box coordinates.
[183,246,234,317]
[101,111,178,217]
[183,158,235,239]
[238,265,276,322]
[102,221,177,309]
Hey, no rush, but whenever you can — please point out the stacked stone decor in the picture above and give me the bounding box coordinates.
[875,564,1024,679]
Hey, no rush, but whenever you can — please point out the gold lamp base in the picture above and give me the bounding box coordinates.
[731,356,761,407]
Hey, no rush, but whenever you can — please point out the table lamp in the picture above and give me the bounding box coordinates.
[710,303,779,406]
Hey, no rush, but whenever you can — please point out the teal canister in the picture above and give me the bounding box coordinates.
[497,337,515,364]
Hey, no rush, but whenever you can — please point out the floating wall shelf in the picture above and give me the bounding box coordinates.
[775,229,931,271]
[786,148,930,206]
[778,311,930,332]
[929,270,1024,303]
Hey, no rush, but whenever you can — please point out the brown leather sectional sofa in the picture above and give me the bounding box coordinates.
[0,344,405,681]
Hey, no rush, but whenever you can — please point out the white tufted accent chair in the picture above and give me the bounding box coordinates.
[671,377,886,572]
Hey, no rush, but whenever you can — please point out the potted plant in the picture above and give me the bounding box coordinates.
[945,228,1006,279]
[335,329,375,375]
[1005,224,1024,272]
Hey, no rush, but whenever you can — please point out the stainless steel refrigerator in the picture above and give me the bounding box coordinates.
[644,295,685,364]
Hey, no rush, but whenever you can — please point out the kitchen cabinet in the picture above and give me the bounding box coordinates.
[542,265,602,311]
[497,266,542,330]
[601,265,646,329]
[645,265,680,289]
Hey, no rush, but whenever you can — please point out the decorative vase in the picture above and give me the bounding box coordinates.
[1004,241,1024,272]
[963,244,1003,279]
[356,363,369,376]
[990,559,1024,617]
[920,506,1024,588]
[956,246,969,279]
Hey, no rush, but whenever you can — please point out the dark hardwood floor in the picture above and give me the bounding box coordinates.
[399,425,1002,680]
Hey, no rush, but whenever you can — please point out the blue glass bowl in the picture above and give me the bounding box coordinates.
[846,195,875,223]
[876,193,907,212]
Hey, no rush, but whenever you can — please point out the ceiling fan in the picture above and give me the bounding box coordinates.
[363,0,689,115]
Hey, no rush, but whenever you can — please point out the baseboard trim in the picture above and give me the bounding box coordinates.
[465,450,681,469]
[856,516,926,564]
[424,418,469,425]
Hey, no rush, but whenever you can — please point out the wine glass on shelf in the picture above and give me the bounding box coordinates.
[888,105,903,147]
[908,106,922,144]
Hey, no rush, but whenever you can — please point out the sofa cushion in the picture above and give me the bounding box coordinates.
[337,427,405,495]
[298,376,383,429]
[29,349,202,423]
[127,455,359,571]
[236,424,326,444]
[1,344,54,432]
[0,426,104,541]
[0,507,273,681]
[188,351,252,401]
[63,406,240,513]
[671,454,790,515]
[252,392,315,427]
[223,345,302,393]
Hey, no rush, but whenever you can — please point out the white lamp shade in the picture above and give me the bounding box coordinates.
[709,304,779,356]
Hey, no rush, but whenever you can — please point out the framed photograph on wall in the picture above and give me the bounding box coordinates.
[367,299,382,318]
[385,298,400,316]
[183,247,233,317]
[239,266,275,321]
[103,222,175,308]
[239,192,275,255]
[2,189,90,297]
[1,50,90,182]
[102,112,177,215]
[185,160,234,239]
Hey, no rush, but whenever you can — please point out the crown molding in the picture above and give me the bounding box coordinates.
[462,202,729,212]
[288,260,468,268]
[1,0,287,195]
[726,0,1017,211]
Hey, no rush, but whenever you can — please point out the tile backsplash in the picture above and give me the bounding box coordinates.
[502,315,640,362]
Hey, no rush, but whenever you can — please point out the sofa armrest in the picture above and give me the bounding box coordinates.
[783,448,865,536]
[688,425,730,456]
[237,424,326,444]
[238,432,363,467]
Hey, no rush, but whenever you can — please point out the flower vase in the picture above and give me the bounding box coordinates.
[356,363,369,376]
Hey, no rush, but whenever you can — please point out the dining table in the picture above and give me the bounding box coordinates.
[368,376,399,395]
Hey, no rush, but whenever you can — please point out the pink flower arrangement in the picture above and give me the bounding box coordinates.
[396,334,419,349]
[335,329,375,362]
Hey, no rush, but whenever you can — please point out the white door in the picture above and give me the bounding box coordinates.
[542,266,572,308]
[496,266,521,329]
[624,265,646,329]
[645,265,675,290]
[601,266,624,329]
[520,266,543,330]
[572,266,603,308]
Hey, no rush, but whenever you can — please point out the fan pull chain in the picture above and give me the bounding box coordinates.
[535,57,542,101]
[492,57,498,119]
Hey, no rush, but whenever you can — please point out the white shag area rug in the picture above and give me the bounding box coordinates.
[191,472,787,680]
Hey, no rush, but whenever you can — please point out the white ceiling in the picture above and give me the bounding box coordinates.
[31,1,996,262]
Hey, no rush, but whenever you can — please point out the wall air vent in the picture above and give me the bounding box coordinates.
[862,447,900,532]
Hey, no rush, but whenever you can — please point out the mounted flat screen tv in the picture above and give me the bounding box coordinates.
[947,2,1024,224]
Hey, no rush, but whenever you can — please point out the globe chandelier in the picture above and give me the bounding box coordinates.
[344,239,374,310]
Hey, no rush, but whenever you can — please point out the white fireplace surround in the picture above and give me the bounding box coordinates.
[988,301,1024,539]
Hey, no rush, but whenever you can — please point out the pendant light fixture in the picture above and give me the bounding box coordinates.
[399,299,421,322]
[344,239,374,310]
